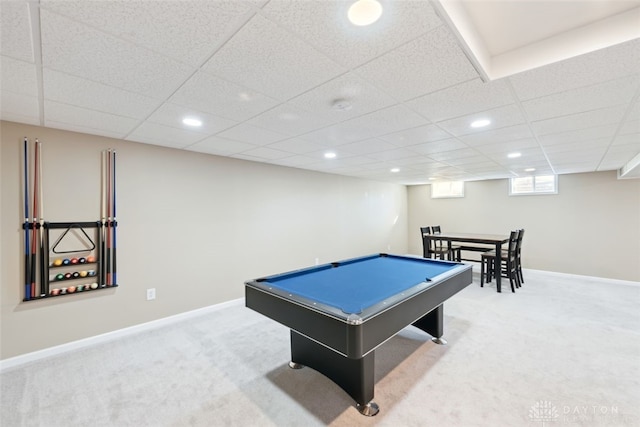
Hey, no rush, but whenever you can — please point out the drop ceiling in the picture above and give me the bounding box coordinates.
[1,0,639,184]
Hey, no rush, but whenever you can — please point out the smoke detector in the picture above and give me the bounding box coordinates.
[331,99,353,111]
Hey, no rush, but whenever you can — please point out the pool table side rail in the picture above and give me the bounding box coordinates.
[250,253,464,320]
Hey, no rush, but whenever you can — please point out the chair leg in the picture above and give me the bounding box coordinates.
[480,259,485,287]
[518,266,524,285]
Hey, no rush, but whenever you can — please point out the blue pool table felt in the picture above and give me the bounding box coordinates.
[261,255,456,314]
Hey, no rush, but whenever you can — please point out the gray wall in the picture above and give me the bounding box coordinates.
[1,121,408,359]
[407,175,640,281]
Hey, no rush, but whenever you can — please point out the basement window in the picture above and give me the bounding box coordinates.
[431,181,465,198]
[509,175,558,195]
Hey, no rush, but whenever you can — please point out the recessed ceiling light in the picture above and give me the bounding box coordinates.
[182,117,202,127]
[324,152,337,159]
[507,152,522,158]
[390,168,400,173]
[428,177,436,181]
[348,0,383,26]
[470,119,491,128]
[525,168,536,172]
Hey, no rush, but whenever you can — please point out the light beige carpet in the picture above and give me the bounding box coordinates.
[2,268,639,426]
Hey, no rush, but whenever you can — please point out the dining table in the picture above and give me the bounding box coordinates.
[426,232,510,292]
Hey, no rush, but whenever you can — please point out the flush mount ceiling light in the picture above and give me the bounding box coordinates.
[324,152,337,159]
[390,167,400,173]
[348,0,383,26]
[508,152,522,159]
[182,117,202,127]
[470,119,491,128]
[525,168,536,172]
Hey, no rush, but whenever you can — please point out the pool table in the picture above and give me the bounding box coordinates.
[244,253,472,416]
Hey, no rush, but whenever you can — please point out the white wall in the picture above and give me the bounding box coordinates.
[1,121,408,359]
[407,175,640,281]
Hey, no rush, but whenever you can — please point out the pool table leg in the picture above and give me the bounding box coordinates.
[289,330,379,416]
[412,304,447,345]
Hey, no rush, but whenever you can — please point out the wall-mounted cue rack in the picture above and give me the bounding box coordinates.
[21,138,118,301]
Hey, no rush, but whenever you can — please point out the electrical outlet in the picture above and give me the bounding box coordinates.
[315,258,319,265]
[146,288,156,300]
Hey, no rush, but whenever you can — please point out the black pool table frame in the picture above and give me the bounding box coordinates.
[245,254,473,416]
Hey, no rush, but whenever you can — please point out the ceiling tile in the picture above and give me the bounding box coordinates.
[474,137,540,154]
[288,71,397,123]
[40,0,259,66]
[43,69,160,119]
[406,78,516,122]
[146,103,238,135]
[410,138,468,155]
[126,122,207,149]
[522,74,640,121]
[459,124,534,147]
[186,136,258,156]
[509,38,640,100]
[266,137,328,155]
[170,71,280,121]
[216,123,289,146]
[237,146,292,160]
[44,100,137,137]
[355,26,478,101]
[537,124,618,146]
[1,56,38,97]
[301,104,427,146]
[245,103,333,136]
[427,148,480,162]
[270,155,324,168]
[40,10,193,98]
[378,124,451,147]
[338,138,398,155]
[262,0,442,69]
[366,147,420,162]
[610,133,640,146]
[531,104,627,136]
[0,91,40,124]
[436,104,526,137]
[0,1,34,62]
[201,14,345,101]
[543,139,611,154]
[618,118,639,136]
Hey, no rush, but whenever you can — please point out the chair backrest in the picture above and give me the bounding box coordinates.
[516,229,525,252]
[432,225,441,234]
[421,228,432,257]
[507,230,519,261]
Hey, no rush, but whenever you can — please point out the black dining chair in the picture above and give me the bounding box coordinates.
[488,228,525,288]
[421,227,451,260]
[431,226,461,262]
[480,230,519,293]
[515,229,525,286]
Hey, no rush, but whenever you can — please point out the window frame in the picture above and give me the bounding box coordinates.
[509,175,558,196]
[431,181,465,199]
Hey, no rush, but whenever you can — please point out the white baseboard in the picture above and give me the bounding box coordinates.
[0,298,244,373]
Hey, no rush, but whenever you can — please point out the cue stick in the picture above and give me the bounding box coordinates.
[106,149,111,286]
[23,137,31,300]
[111,150,117,286]
[100,150,107,287]
[37,139,46,297]
[30,139,39,298]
